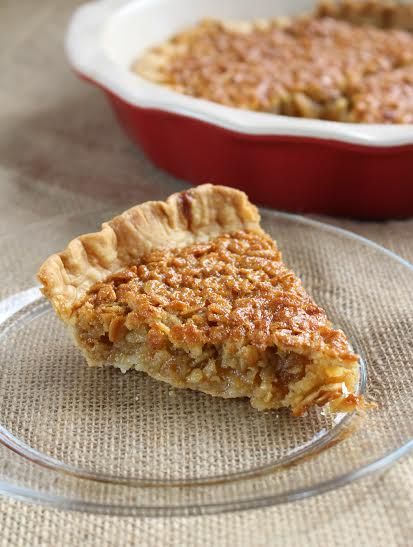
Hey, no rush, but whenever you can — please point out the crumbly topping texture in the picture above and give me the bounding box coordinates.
[134,1,413,123]
[349,64,413,122]
[76,230,356,362]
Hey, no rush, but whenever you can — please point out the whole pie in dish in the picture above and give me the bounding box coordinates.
[38,185,361,416]
[133,0,413,123]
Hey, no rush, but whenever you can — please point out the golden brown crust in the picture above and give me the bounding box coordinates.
[37,185,262,321]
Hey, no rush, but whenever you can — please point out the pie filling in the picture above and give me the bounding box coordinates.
[72,230,359,415]
[133,1,413,123]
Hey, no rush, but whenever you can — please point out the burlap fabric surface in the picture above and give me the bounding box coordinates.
[1,1,412,545]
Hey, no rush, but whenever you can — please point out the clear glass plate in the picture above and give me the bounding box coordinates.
[0,209,412,516]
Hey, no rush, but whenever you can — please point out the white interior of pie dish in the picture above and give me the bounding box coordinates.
[66,0,413,146]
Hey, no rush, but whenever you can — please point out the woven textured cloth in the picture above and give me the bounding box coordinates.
[0,1,412,545]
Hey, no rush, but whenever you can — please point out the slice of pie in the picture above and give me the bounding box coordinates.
[38,185,361,416]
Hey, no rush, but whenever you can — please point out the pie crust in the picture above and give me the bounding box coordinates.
[38,184,259,320]
[38,185,361,415]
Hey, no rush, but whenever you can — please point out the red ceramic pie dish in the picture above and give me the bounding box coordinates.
[67,0,413,219]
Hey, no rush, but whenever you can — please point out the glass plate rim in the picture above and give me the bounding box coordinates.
[0,208,412,516]
[1,439,412,517]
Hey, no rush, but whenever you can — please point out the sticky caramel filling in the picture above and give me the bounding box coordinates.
[72,230,359,414]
